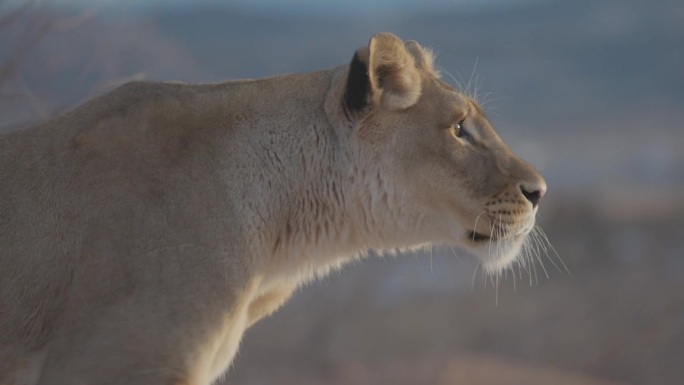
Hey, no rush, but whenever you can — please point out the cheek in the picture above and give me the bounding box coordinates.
[424,149,505,213]
[397,146,470,206]
[401,140,459,182]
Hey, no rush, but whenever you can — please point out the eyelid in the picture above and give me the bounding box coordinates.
[454,112,467,124]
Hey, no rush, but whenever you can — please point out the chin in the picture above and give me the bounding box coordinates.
[471,233,527,274]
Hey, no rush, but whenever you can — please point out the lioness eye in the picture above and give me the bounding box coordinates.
[454,120,472,142]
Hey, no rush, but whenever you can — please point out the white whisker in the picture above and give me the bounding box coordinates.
[516,249,525,280]
[471,262,480,291]
[531,249,539,285]
[495,268,499,307]
[495,214,503,264]
[531,227,561,274]
[439,66,466,95]
[537,226,570,275]
[472,210,487,242]
[448,246,463,264]
[467,58,479,101]
[530,230,550,280]
[510,264,517,292]
[488,216,495,258]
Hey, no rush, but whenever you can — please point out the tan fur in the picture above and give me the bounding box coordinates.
[0,33,546,384]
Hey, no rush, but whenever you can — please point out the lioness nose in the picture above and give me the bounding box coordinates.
[520,178,546,208]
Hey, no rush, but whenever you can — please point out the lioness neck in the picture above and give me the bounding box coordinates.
[214,68,409,287]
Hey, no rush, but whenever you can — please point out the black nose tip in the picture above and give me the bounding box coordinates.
[520,185,543,208]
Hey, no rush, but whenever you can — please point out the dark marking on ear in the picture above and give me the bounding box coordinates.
[344,51,370,114]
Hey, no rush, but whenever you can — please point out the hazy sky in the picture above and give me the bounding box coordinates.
[42,0,544,15]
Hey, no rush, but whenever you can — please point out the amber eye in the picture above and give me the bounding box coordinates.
[454,120,472,142]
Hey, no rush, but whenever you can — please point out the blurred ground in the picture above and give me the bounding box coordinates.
[232,199,684,384]
[1,0,682,384]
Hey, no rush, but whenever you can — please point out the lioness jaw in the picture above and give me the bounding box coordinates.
[0,32,546,384]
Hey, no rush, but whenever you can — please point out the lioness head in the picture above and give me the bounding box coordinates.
[331,33,546,273]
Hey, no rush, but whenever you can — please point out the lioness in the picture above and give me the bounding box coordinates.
[0,33,546,384]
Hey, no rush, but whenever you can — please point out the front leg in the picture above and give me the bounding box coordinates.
[35,306,218,385]
[35,281,254,385]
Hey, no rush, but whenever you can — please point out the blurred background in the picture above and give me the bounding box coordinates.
[1,0,682,384]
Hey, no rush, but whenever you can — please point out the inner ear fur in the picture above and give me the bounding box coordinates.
[344,33,422,113]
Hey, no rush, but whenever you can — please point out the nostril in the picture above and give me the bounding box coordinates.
[520,185,542,208]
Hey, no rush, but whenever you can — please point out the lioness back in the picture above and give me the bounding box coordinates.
[0,33,546,384]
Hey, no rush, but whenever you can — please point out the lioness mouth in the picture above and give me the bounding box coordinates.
[468,231,494,242]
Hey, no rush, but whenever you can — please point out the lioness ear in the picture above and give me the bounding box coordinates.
[404,40,439,76]
[344,33,422,113]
